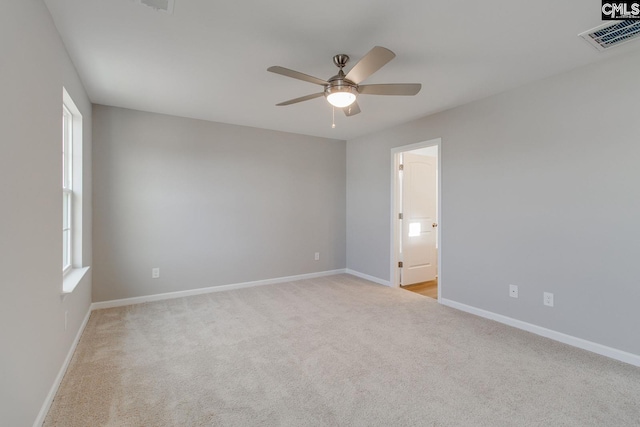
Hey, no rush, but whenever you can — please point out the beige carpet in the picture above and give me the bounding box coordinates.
[45,274,640,426]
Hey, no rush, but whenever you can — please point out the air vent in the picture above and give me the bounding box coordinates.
[134,0,174,14]
[579,20,640,51]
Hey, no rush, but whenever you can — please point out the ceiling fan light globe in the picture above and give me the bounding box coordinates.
[327,91,356,108]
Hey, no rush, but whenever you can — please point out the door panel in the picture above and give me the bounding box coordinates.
[401,153,437,285]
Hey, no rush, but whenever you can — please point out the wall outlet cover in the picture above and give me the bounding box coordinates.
[544,292,554,307]
[509,284,518,298]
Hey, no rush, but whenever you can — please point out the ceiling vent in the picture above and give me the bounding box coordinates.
[134,0,174,14]
[579,20,640,51]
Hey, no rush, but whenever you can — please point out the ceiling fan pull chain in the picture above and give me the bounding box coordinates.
[332,106,336,129]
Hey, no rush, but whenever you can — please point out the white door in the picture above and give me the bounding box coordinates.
[401,153,437,285]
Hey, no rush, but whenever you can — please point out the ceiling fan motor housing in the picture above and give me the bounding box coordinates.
[325,57,358,100]
[325,74,357,98]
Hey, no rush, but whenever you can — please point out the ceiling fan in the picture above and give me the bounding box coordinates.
[267,46,421,117]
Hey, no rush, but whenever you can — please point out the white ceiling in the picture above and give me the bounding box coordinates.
[44,0,639,140]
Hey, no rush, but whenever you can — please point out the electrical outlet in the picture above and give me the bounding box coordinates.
[314,252,320,261]
[152,268,160,279]
[64,311,68,331]
[509,284,518,298]
[544,292,554,307]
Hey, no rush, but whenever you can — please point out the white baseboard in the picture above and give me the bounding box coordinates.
[345,269,392,287]
[91,269,348,310]
[440,298,640,368]
[33,307,92,427]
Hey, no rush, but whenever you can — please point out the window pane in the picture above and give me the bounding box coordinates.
[63,192,70,229]
[62,113,65,187]
[63,190,71,269]
[63,229,70,269]
[62,102,73,272]
[62,107,72,190]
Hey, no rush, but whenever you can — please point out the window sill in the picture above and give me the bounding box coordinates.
[62,266,90,295]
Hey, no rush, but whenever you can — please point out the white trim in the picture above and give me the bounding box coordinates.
[345,269,392,287]
[390,147,400,287]
[390,139,442,301]
[440,298,640,368]
[62,266,90,295]
[91,269,348,310]
[33,308,92,427]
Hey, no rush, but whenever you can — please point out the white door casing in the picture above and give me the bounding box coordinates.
[401,153,437,285]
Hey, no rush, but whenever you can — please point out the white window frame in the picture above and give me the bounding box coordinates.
[62,88,89,294]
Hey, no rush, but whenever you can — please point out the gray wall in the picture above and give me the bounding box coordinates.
[93,106,346,302]
[347,50,640,356]
[0,1,93,425]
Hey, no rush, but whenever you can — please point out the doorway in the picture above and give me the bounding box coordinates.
[391,139,441,300]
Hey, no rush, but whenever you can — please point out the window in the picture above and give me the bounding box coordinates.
[61,88,89,293]
[62,104,73,273]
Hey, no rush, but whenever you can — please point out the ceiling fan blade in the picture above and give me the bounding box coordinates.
[358,83,422,96]
[345,46,396,84]
[343,101,361,117]
[276,92,324,106]
[267,66,329,86]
